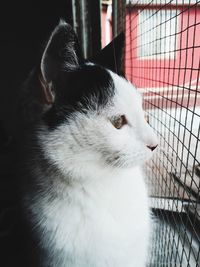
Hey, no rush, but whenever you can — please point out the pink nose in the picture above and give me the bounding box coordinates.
[147,145,158,151]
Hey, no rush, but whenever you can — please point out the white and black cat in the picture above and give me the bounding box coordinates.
[21,20,158,267]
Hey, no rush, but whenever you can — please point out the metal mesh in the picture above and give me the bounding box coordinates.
[124,0,200,266]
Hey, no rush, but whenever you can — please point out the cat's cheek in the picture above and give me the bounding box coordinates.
[108,129,129,150]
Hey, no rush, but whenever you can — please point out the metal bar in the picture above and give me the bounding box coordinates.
[72,0,101,59]
[90,0,102,54]
[112,0,118,38]
[80,0,89,58]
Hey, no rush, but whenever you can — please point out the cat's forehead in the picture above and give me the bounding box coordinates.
[109,71,142,112]
[44,63,142,128]
[57,63,140,107]
[57,64,115,107]
[44,64,115,128]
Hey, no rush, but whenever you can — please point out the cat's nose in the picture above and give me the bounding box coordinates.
[147,145,158,151]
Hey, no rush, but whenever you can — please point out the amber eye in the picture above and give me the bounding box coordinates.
[111,115,127,129]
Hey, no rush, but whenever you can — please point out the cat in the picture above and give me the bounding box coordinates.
[20,20,158,267]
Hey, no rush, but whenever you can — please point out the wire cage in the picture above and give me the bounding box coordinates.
[109,0,200,266]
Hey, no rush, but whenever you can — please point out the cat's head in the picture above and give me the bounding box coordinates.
[37,21,158,176]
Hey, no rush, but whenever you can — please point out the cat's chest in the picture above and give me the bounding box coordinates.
[38,168,149,255]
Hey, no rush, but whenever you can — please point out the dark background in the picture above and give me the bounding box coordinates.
[0,1,72,266]
[0,0,73,135]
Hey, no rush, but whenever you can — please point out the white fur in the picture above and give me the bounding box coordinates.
[31,71,158,267]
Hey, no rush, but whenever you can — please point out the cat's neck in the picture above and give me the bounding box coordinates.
[34,158,144,196]
[53,161,142,186]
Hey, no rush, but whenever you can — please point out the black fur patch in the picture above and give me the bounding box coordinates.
[43,64,115,129]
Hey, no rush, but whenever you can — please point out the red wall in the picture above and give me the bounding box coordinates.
[125,6,200,108]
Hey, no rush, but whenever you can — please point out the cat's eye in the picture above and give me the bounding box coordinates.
[110,115,127,129]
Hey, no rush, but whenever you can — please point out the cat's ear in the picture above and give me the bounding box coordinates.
[91,32,124,74]
[39,20,83,104]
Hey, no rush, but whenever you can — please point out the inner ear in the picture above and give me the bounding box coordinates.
[38,72,55,105]
[40,20,84,84]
